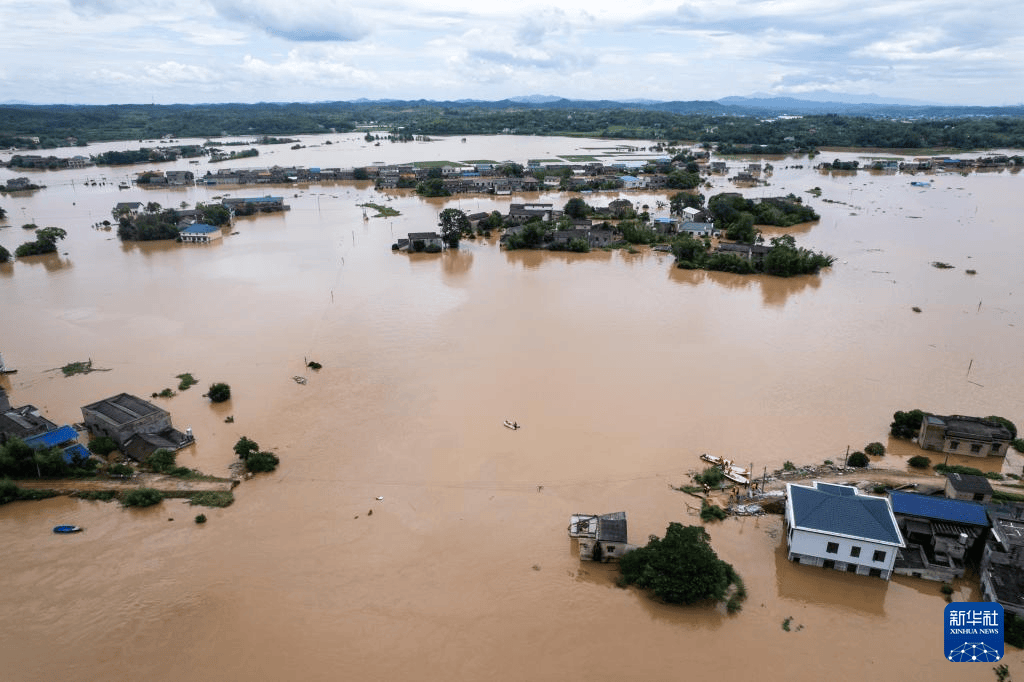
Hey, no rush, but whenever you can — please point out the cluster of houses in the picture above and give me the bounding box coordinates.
[568,411,1024,618]
[113,196,287,244]
[397,199,724,254]
[0,387,193,465]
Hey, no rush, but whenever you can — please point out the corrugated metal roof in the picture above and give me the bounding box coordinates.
[890,491,989,526]
[945,473,994,494]
[789,483,903,545]
[61,443,91,463]
[181,223,219,234]
[24,425,78,449]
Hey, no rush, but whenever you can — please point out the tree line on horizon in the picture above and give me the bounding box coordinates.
[4,102,1024,151]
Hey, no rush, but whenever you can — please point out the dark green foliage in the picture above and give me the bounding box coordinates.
[121,488,163,507]
[666,170,700,189]
[617,219,657,245]
[618,523,741,606]
[670,233,709,267]
[73,490,117,502]
[245,451,280,473]
[985,416,1017,439]
[941,583,954,595]
[438,208,470,247]
[700,500,728,522]
[190,491,234,507]
[563,197,591,219]
[782,461,796,471]
[704,253,756,274]
[117,210,181,242]
[14,226,66,257]
[207,382,231,403]
[847,451,869,467]
[890,409,925,438]
[566,238,590,253]
[146,449,176,473]
[908,455,932,469]
[670,191,704,214]
[0,479,59,504]
[504,221,551,250]
[1013,439,1024,453]
[307,361,322,370]
[108,463,134,478]
[864,442,886,456]
[935,464,986,477]
[153,388,175,398]
[762,234,835,276]
[195,514,207,524]
[0,244,9,263]
[233,436,260,460]
[196,203,231,226]
[0,437,94,478]
[415,178,449,197]
[352,167,369,181]
[88,436,118,456]
[694,466,725,487]
[176,373,198,390]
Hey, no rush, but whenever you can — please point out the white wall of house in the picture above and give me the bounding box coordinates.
[787,526,899,578]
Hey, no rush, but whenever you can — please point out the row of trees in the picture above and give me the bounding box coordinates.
[12,226,66,257]
[707,193,819,244]
[672,233,835,276]
[115,202,230,242]
[0,437,96,479]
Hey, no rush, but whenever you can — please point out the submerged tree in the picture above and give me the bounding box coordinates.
[438,208,470,247]
[618,523,745,610]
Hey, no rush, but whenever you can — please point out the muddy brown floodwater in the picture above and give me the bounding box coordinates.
[1,135,1022,681]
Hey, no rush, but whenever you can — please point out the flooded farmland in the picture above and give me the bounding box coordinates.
[1,134,1021,680]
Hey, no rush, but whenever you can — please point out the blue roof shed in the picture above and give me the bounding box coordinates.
[889,491,989,526]
[24,425,79,449]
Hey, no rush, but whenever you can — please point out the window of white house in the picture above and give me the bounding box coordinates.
[850,546,861,558]
[826,542,839,554]
[873,550,886,562]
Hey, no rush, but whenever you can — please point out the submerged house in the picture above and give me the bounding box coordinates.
[0,388,58,441]
[945,473,994,503]
[179,223,222,244]
[981,505,1024,617]
[785,482,904,580]
[568,512,638,562]
[918,414,1012,458]
[81,393,193,461]
[890,491,989,581]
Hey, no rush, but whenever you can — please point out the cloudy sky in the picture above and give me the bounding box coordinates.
[3,0,1022,106]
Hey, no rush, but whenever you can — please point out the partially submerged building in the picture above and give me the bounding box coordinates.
[0,387,58,441]
[785,482,904,579]
[981,505,1024,617]
[890,491,989,581]
[945,473,994,503]
[568,512,638,562]
[81,393,193,461]
[918,414,1012,458]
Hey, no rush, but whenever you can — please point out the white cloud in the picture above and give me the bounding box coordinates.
[209,0,368,41]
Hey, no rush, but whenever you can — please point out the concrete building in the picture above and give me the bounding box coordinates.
[890,491,989,581]
[180,224,222,244]
[981,505,1024,617]
[81,393,193,460]
[944,473,994,503]
[918,414,1012,457]
[569,512,638,562]
[785,481,904,579]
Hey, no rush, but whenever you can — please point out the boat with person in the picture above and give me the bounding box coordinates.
[699,453,749,477]
[503,420,520,430]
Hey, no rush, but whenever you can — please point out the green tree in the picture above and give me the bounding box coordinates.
[415,178,449,197]
[207,382,231,403]
[890,410,924,438]
[670,233,708,268]
[197,203,230,226]
[847,451,869,467]
[0,244,9,263]
[0,205,6,219]
[146,448,176,473]
[233,436,260,460]
[438,208,470,247]
[87,436,118,456]
[15,226,67,257]
[563,197,591,220]
[725,213,758,244]
[352,167,369,181]
[246,451,280,473]
[618,523,742,607]
[670,191,704,215]
[908,455,931,469]
[121,488,163,507]
[864,442,886,456]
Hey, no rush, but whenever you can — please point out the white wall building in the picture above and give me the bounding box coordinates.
[785,482,904,580]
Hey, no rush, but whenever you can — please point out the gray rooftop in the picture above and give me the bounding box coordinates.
[82,393,166,426]
[597,512,628,543]
[945,473,994,494]
[788,482,903,546]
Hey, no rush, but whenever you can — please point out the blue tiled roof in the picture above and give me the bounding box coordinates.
[890,491,989,526]
[24,425,79,449]
[181,223,219,234]
[789,483,903,545]
[62,443,91,463]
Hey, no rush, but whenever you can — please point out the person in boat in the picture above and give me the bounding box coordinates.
[513,421,518,429]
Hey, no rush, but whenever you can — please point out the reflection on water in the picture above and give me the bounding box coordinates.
[0,138,1021,682]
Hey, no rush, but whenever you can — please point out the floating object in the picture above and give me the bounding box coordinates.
[699,453,749,477]
[292,376,307,385]
[375,496,384,501]
[910,181,931,187]
[53,525,82,534]
[503,420,520,430]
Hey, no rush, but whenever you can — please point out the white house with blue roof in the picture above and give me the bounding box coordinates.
[180,223,222,244]
[785,481,904,580]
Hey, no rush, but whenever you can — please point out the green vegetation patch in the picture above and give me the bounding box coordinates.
[121,488,163,507]
[360,202,400,217]
[411,160,456,168]
[73,490,117,502]
[176,373,198,390]
[557,155,599,162]
[189,491,235,508]
[0,479,60,505]
[60,359,110,377]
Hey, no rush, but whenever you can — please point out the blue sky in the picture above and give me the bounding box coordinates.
[3,0,1022,105]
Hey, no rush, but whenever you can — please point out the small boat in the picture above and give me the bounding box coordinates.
[503,420,520,430]
[910,181,931,187]
[722,469,750,486]
[699,453,749,477]
[53,525,82,534]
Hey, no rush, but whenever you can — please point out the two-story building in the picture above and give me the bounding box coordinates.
[81,393,193,461]
[785,481,904,580]
[918,414,1012,457]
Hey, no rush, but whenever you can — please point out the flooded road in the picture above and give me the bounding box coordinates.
[1,136,1021,680]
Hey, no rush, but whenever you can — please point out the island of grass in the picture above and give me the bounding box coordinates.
[360,202,400,218]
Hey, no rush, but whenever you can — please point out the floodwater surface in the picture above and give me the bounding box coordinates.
[1,135,1021,681]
